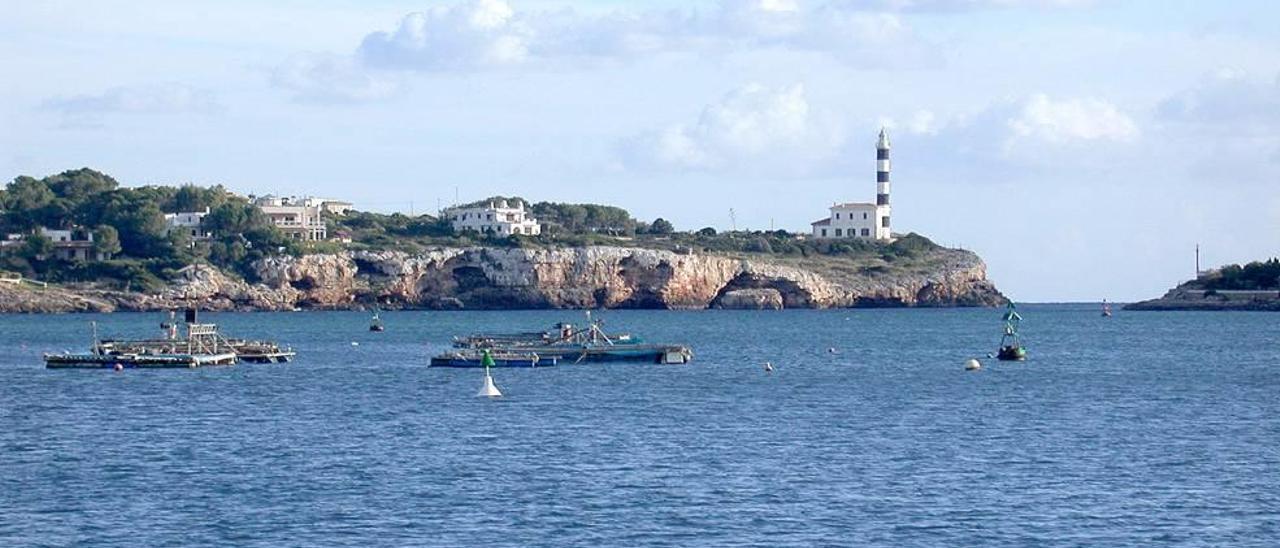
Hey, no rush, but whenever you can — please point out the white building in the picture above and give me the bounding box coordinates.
[446,199,541,236]
[0,227,109,261]
[302,197,355,216]
[164,208,211,240]
[253,195,327,241]
[812,128,893,240]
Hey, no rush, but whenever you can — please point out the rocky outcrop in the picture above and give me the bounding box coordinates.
[1126,284,1280,311]
[713,289,784,310]
[0,245,1007,313]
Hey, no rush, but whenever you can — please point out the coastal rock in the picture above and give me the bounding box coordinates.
[1126,284,1280,311]
[712,288,784,310]
[0,244,1008,313]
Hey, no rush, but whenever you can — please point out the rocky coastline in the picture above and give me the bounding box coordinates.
[1125,284,1280,311]
[0,245,1007,313]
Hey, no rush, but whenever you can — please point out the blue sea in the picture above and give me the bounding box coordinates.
[2,305,1278,547]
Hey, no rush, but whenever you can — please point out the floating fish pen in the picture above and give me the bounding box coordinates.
[429,351,557,368]
[445,314,692,365]
[452,322,635,350]
[43,309,295,369]
[44,351,237,369]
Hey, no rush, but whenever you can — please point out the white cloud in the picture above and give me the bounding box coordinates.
[345,0,931,73]
[357,0,532,71]
[1007,94,1138,144]
[272,53,399,103]
[833,0,1101,11]
[617,83,845,174]
[43,83,220,115]
[1157,69,1280,130]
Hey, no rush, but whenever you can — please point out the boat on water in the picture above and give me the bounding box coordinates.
[995,302,1028,361]
[1102,299,1113,317]
[369,308,385,332]
[445,313,691,365]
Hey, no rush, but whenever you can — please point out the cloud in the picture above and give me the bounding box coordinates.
[616,83,845,175]
[357,0,532,71]
[831,0,1102,11]
[1157,69,1280,130]
[1154,70,1280,183]
[1007,94,1139,144]
[272,53,400,103]
[347,0,933,73]
[43,84,220,115]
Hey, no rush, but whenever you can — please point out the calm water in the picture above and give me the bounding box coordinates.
[1,306,1278,547]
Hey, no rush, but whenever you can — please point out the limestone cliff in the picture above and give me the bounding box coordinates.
[0,245,1006,312]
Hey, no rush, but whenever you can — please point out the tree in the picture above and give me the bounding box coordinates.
[3,177,56,230]
[746,236,773,254]
[21,233,54,261]
[649,218,675,235]
[93,225,122,258]
[697,227,717,237]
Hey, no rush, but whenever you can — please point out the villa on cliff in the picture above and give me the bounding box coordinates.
[0,227,111,262]
[164,208,212,241]
[445,199,541,236]
[812,129,893,241]
[253,195,327,241]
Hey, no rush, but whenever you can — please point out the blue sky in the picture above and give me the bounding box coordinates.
[3,0,1279,301]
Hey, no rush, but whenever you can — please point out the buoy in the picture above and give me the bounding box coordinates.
[764,361,775,373]
[351,341,359,346]
[477,350,503,397]
[827,347,836,354]
[113,363,123,372]
[965,358,981,371]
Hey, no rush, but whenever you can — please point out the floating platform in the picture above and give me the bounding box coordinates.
[429,352,557,368]
[500,344,692,364]
[44,351,238,369]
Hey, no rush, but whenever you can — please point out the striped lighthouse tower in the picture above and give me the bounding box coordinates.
[876,127,891,206]
[875,128,892,238]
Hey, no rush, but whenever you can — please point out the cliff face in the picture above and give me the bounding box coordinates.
[0,246,1007,312]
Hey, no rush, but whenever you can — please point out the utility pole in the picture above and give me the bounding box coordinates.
[1195,244,1201,280]
[729,208,737,233]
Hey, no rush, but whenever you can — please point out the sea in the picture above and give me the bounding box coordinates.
[1,305,1277,547]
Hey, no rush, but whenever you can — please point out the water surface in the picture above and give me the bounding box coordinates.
[2,306,1278,546]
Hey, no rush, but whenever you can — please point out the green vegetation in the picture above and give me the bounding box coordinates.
[0,174,957,291]
[1202,259,1280,290]
[0,168,296,287]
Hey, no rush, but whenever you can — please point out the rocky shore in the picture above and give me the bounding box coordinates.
[1126,284,1280,311]
[0,245,1006,313]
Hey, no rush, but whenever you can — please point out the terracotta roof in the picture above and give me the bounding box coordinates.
[810,218,832,226]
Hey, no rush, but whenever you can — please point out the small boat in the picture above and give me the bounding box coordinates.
[1101,299,1113,317]
[995,302,1028,361]
[369,308,385,332]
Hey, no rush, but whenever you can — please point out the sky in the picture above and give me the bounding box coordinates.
[2,0,1279,302]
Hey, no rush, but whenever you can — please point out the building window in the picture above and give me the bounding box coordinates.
[863,213,868,220]
[882,216,890,227]
[821,229,827,237]
[861,228,870,237]
[835,229,842,237]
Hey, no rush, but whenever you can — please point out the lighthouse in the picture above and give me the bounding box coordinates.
[875,127,891,238]
[810,128,895,241]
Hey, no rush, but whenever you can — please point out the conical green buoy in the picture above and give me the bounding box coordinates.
[477,349,503,397]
